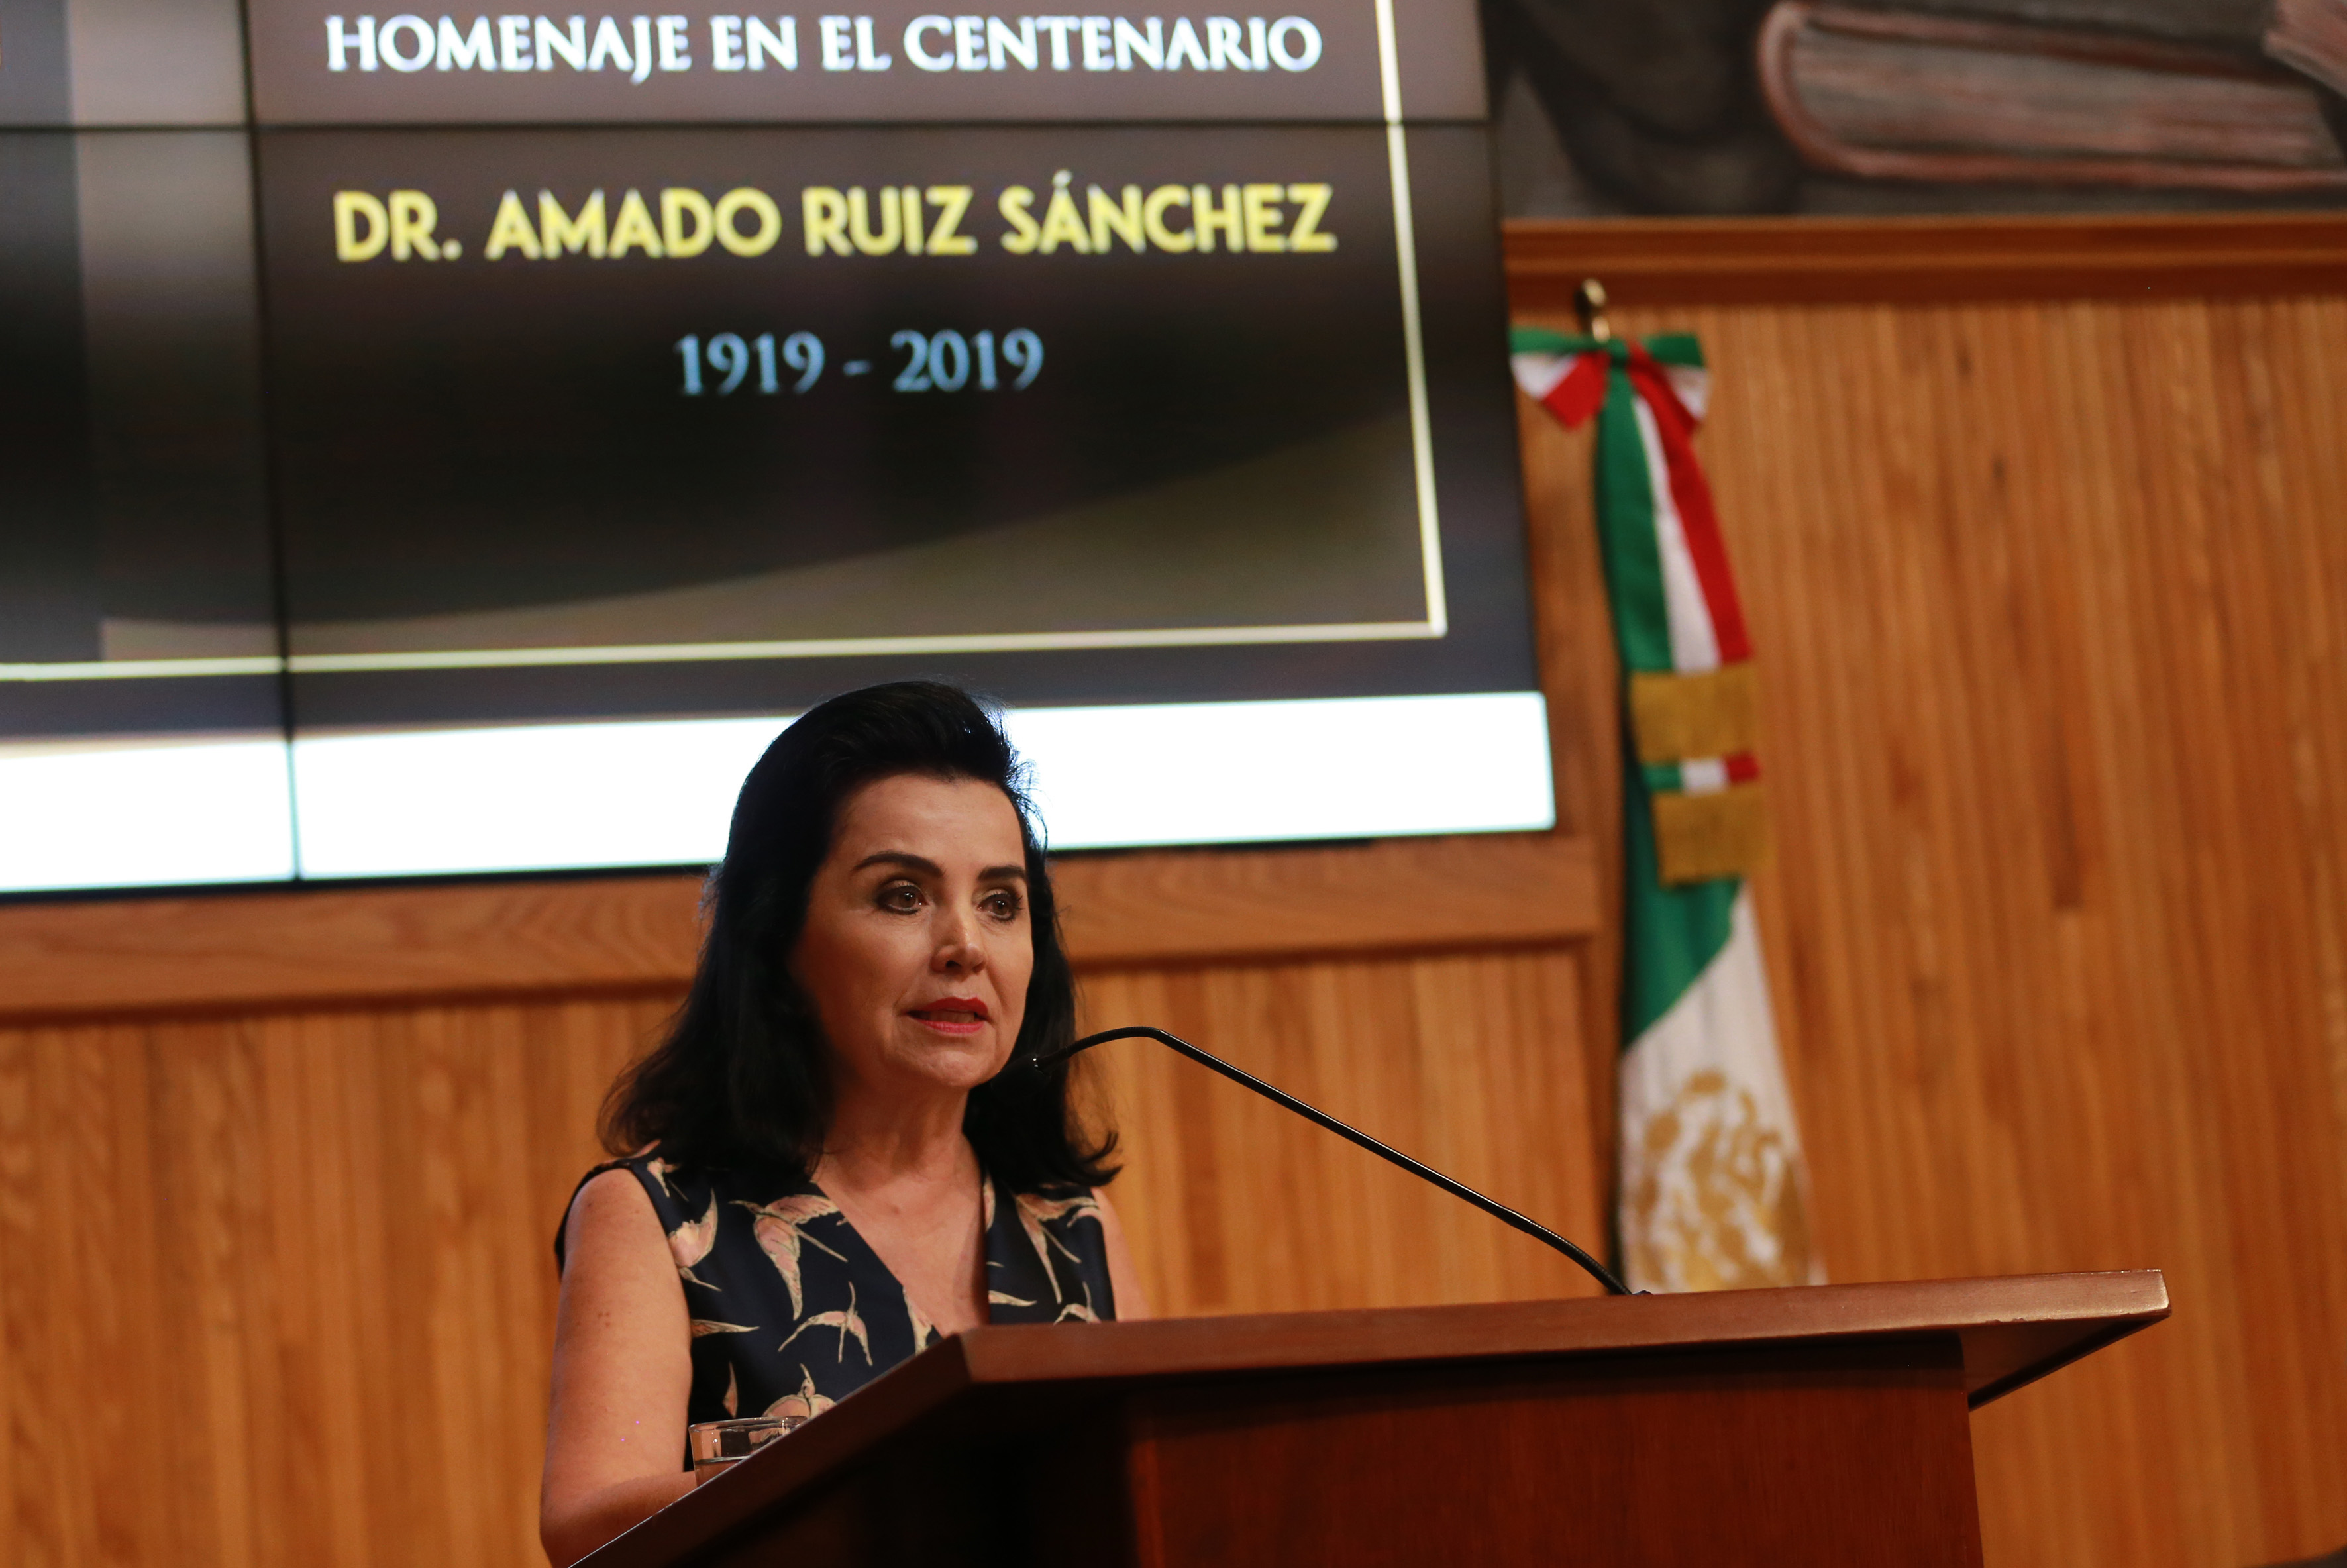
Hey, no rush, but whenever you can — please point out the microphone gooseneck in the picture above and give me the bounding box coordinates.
[1032,1024,1634,1297]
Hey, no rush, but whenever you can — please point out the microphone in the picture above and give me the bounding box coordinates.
[1033,1025,1633,1297]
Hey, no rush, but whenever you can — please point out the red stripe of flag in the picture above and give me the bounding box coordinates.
[1540,352,1610,430]
[1626,346,1751,664]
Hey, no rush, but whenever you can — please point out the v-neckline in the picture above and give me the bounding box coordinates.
[807,1169,1000,1345]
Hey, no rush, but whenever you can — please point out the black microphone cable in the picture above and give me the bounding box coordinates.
[1033,1024,1634,1297]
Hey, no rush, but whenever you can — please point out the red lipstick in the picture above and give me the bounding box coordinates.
[909,996,990,1035]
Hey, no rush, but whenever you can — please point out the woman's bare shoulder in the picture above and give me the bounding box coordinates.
[564,1165,667,1265]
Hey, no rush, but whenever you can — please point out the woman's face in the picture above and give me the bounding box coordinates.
[791,772,1035,1107]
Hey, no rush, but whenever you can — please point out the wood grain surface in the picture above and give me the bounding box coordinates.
[1504,210,2347,307]
[0,874,706,1019]
[0,834,1594,1021]
[1076,949,1612,1318]
[598,1338,1989,1568]
[1516,290,2347,1565]
[601,1338,1994,1568]
[0,996,666,1568]
[592,1279,2154,1568]
[1134,1343,1984,1567]
[1053,832,1596,968]
[950,1271,2170,1398]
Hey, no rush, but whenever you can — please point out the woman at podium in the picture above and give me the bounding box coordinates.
[539,681,1149,1565]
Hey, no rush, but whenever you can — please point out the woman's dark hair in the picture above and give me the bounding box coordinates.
[601,680,1116,1190]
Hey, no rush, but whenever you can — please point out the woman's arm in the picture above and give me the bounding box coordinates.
[1093,1188,1153,1321]
[541,1169,698,1567]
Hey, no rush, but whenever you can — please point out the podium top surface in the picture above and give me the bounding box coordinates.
[939,1269,2168,1410]
[584,1270,2165,1568]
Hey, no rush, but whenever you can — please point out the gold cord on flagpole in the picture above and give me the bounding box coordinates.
[1575,277,1613,343]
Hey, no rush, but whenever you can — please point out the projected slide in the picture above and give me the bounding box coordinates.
[0,129,293,891]
[257,122,1542,733]
[1,4,1553,892]
[258,125,1439,674]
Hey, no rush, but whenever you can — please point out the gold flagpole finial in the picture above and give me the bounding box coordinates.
[1575,278,1613,344]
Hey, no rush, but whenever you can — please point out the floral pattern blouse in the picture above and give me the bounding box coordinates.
[559,1149,1117,1432]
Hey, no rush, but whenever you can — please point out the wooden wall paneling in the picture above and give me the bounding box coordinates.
[0,835,1600,1568]
[0,835,1595,1022]
[0,841,1601,1568]
[1504,291,2347,1565]
[1503,211,2347,307]
[1051,833,1596,968]
[0,876,708,1020]
[1514,394,1629,1198]
[0,996,679,1568]
[2,1019,169,1567]
[1076,950,1608,1320]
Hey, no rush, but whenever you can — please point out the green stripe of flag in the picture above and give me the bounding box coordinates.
[1624,758,1740,1041]
[1594,365,1675,676]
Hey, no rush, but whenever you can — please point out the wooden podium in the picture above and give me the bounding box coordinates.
[582,1272,2166,1567]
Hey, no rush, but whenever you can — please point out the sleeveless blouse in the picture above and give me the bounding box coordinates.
[559,1149,1116,1430]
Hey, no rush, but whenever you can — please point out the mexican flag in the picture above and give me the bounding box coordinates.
[1510,327,1820,1293]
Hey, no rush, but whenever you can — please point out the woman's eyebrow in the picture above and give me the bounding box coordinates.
[850,852,1026,883]
[853,851,943,876]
